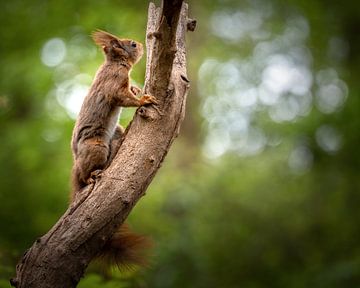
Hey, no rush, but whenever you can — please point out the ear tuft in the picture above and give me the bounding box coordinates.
[92,30,120,47]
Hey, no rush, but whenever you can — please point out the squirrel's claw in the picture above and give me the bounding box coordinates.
[87,169,102,184]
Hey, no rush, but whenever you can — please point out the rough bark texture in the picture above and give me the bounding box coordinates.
[10,1,194,287]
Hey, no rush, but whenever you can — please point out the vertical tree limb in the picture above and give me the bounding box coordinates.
[10,1,195,287]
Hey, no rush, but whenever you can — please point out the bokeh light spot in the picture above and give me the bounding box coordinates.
[41,38,67,67]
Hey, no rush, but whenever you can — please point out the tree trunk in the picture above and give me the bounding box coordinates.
[10,1,195,287]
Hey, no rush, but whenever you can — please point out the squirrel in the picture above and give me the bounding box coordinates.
[70,30,156,269]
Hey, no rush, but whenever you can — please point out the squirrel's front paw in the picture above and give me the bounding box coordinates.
[140,94,158,105]
[131,86,142,95]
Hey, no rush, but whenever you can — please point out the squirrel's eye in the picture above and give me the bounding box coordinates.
[131,42,137,48]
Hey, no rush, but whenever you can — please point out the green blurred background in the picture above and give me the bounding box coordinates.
[1,0,360,287]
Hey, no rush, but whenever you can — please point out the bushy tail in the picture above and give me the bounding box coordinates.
[99,223,152,271]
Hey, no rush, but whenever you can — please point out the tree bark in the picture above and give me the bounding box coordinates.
[10,1,195,287]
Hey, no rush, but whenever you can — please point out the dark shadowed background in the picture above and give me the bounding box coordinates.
[1,0,360,287]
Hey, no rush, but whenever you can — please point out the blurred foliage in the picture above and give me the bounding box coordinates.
[1,0,360,287]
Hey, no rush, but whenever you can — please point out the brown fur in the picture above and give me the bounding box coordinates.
[100,224,153,271]
[70,30,156,269]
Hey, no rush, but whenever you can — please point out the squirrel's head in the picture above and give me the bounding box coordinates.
[92,30,143,66]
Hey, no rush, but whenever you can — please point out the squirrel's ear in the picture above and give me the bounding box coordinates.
[110,39,121,49]
[101,45,108,53]
[92,30,120,47]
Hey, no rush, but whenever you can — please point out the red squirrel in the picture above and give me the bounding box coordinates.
[71,30,156,268]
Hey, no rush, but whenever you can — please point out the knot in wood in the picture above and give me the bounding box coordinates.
[10,278,18,287]
[147,31,162,40]
[187,18,197,31]
[138,106,161,121]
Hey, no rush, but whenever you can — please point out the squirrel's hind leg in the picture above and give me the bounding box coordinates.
[75,138,109,186]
